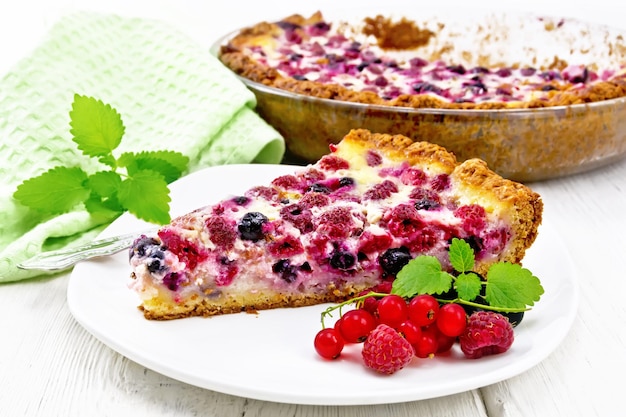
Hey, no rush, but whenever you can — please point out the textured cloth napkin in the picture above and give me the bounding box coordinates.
[0,12,285,283]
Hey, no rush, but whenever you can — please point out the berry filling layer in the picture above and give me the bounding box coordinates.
[129,145,513,305]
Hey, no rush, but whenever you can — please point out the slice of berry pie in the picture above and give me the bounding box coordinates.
[128,129,542,320]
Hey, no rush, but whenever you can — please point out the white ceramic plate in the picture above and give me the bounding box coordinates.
[67,164,579,406]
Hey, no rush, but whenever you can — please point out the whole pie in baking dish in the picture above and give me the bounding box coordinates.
[218,12,626,109]
[128,129,542,320]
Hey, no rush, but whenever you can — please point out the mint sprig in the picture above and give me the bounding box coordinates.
[13,94,189,225]
[392,238,544,313]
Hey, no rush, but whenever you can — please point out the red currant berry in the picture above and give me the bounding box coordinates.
[339,309,377,343]
[435,330,457,354]
[360,296,379,316]
[397,320,422,344]
[334,316,344,335]
[413,326,438,358]
[408,294,440,327]
[436,303,467,337]
[314,328,344,359]
[376,294,409,328]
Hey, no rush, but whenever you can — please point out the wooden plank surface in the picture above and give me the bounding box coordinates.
[2,1,626,416]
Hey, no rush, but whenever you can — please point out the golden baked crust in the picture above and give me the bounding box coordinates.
[138,282,365,320]
[218,12,626,110]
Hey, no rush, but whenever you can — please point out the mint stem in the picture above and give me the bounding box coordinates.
[435,297,529,313]
[320,291,389,328]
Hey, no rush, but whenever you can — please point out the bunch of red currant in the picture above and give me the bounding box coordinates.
[314,293,467,362]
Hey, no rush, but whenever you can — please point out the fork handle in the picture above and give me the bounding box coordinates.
[17,230,154,271]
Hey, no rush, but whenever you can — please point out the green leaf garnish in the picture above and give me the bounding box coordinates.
[393,256,452,297]
[391,240,544,313]
[13,166,89,214]
[455,272,482,301]
[86,171,123,198]
[485,263,544,309]
[448,237,475,273]
[119,151,184,184]
[12,94,189,225]
[70,95,125,157]
[118,170,171,225]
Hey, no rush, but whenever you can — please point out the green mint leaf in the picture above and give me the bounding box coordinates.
[13,166,89,214]
[485,262,545,309]
[98,154,117,169]
[449,238,475,273]
[86,171,122,198]
[139,150,189,174]
[84,195,124,220]
[117,170,171,224]
[455,272,483,301]
[69,94,125,157]
[392,256,453,298]
[14,95,183,227]
[84,171,124,218]
[118,151,188,184]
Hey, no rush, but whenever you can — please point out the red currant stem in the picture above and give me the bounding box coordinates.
[435,297,530,313]
[320,291,389,328]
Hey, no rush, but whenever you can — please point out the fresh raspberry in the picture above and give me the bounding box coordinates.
[362,324,414,375]
[399,167,427,186]
[481,227,509,253]
[316,206,355,239]
[272,174,302,190]
[430,173,450,192]
[319,155,349,171]
[459,311,515,359]
[378,166,403,178]
[245,186,279,202]
[454,204,487,234]
[158,229,208,270]
[357,231,393,254]
[299,167,326,184]
[366,149,383,166]
[280,204,314,233]
[363,180,398,200]
[406,224,446,253]
[211,204,225,215]
[267,235,304,258]
[384,203,423,238]
[300,192,330,209]
[205,216,237,249]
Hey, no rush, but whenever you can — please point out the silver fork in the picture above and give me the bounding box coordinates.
[17,229,157,271]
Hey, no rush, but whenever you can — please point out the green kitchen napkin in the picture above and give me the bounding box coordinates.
[0,12,285,283]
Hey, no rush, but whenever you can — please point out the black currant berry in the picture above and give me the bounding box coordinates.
[238,212,268,241]
[414,198,440,211]
[379,247,412,276]
[146,250,165,273]
[338,177,355,188]
[232,196,249,206]
[330,250,356,270]
[307,183,332,194]
[130,236,159,258]
[272,259,298,283]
